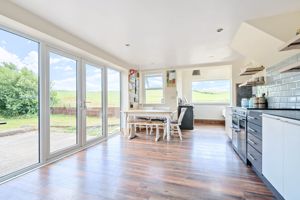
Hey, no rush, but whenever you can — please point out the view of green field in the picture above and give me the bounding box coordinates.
[0,90,121,135]
[53,90,120,107]
[145,89,163,104]
[144,89,230,104]
[192,91,229,103]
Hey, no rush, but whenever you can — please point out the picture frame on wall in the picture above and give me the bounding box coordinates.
[166,70,176,87]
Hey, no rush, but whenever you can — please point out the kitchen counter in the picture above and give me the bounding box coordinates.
[262,110,300,121]
[233,107,300,121]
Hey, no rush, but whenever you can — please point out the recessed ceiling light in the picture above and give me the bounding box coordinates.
[125,44,130,47]
[216,28,224,33]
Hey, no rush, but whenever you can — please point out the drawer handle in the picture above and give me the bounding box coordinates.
[248,127,256,133]
[248,139,256,145]
[248,153,256,161]
[248,116,256,120]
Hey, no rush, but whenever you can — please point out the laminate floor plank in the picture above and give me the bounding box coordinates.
[0,125,275,200]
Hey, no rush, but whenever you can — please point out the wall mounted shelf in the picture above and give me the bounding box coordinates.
[279,61,300,73]
[279,34,300,51]
[240,65,265,76]
[239,80,265,87]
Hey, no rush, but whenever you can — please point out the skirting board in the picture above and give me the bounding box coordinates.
[194,119,225,125]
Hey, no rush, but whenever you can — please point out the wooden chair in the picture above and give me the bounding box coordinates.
[164,107,187,141]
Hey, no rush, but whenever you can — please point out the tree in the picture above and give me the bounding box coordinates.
[0,63,57,117]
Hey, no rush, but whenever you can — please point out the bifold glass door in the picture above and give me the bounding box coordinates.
[107,68,121,135]
[0,26,122,181]
[84,64,103,141]
[49,52,78,154]
[0,29,40,178]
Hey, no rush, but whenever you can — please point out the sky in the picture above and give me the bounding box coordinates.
[0,28,120,91]
[192,80,230,92]
[145,75,163,89]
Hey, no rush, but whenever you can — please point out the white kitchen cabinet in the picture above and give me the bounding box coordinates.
[263,114,300,200]
[282,118,300,200]
[262,115,284,195]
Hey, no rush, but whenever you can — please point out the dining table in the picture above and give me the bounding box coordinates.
[123,109,175,141]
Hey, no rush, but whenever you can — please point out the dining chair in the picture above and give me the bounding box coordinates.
[163,107,187,141]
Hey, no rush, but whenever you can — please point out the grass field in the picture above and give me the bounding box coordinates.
[144,89,230,104]
[145,89,163,104]
[192,91,229,103]
[0,114,119,136]
[53,90,120,107]
[1,90,121,134]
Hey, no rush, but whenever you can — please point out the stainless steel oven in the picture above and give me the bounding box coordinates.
[232,108,247,163]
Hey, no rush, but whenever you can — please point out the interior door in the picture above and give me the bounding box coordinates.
[83,63,104,142]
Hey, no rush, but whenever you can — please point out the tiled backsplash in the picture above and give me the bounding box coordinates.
[254,53,300,109]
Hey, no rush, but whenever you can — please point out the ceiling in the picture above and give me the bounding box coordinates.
[10,0,300,69]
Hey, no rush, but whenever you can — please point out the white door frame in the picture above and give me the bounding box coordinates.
[82,60,106,146]
[46,47,82,160]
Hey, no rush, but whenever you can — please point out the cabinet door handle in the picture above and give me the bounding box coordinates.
[248,153,256,161]
[248,116,256,120]
[248,139,256,145]
[248,127,256,133]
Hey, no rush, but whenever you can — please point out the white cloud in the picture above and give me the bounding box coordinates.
[50,56,74,65]
[50,57,61,65]
[0,47,38,73]
[86,73,102,91]
[1,40,7,46]
[23,51,38,73]
[52,77,76,91]
[64,66,73,72]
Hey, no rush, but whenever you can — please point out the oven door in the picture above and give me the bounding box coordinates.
[237,116,247,162]
[231,114,239,150]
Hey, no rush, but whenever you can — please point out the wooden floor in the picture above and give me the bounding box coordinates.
[0,125,275,200]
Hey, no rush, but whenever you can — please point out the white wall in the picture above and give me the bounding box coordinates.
[178,65,232,120]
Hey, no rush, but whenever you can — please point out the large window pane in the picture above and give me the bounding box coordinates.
[144,74,164,104]
[49,52,77,153]
[192,80,230,103]
[85,64,103,140]
[107,68,120,135]
[0,29,39,177]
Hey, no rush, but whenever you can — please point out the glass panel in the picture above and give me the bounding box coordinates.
[85,64,103,140]
[49,52,77,153]
[192,80,230,103]
[144,74,164,104]
[0,29,39,177]
[107,68,120,135]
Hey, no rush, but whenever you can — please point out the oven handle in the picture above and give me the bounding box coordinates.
[248,153,256,161]
[232,127,241,133]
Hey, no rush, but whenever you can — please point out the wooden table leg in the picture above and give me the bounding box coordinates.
[128,114,137,139]
[166,117,171,141]
[155,124,160,142]
[124,113,128,136]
